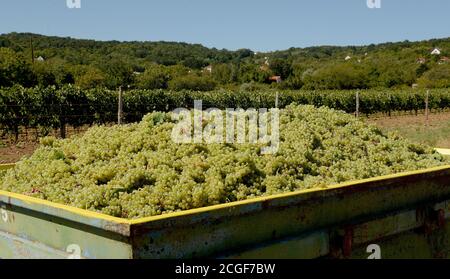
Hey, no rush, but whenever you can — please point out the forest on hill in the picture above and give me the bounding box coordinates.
[1,32,450,91]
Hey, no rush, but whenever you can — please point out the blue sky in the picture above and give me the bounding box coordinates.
[0,0,449,51]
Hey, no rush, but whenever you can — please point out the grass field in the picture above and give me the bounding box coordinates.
[368,112,450,149]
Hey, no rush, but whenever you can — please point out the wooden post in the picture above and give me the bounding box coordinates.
[355,91,360,118]
[425,90,429,126]
[118,86,123,125]
[60,118,66,139]
[275,92,279,108]
[388,93,391,117]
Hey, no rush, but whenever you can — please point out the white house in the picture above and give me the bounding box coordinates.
[431,48,441,55]
[36,56,45,62]
[345,56,352,61]
[203,65,213,73]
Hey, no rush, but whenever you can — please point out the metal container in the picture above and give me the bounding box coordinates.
[1,162,450,259]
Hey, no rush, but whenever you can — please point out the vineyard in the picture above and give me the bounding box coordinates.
[1,85,450,140]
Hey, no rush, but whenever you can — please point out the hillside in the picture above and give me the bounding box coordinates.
[0,32,253,68]
[0,32,449,90]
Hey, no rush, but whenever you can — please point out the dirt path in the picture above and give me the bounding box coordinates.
[0,142,39,164]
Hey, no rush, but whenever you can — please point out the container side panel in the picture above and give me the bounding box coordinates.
[131,171,450,258]
[0,203,132,259]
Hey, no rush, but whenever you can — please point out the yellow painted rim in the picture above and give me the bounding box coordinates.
[1,162,450,225]
[129,164,450,225]
[0,163,15,171]
[435,148,450,156]
[0,189,128,224]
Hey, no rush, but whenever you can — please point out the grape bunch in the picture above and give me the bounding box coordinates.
[0,104,447,219]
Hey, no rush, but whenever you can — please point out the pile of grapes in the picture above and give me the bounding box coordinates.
[0,104,446,219]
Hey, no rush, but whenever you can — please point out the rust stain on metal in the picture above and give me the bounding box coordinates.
[343,226,354,257]
[437,209,446,229]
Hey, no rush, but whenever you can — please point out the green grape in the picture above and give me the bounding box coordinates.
[0,105,447,219]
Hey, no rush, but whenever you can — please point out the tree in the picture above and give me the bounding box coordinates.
[376,60,416,88]
[76,67,107,89]
[31,62,56,87]
[0,47,33,87]
[96,58,134,89]
[238,63,271,83]
[415,63,429,78]
[303,63,369,90]
[168,75,216,91]
[182,57,207,69]
[269,58,293,79]
[135,65,170,89]
[417,64,450,88]
[212,63,237,84]
[284,63,307,89]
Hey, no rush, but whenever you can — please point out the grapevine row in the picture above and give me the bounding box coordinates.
[1,85,449,139]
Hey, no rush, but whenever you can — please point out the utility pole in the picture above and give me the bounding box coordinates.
[30,35,35,64]
[425,90,429,126]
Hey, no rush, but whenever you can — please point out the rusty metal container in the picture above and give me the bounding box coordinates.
[1,162,450,259]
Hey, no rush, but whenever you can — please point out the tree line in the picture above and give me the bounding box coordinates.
[1,33,450,91]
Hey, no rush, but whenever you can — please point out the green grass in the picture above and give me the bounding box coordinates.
[371,115,450,149]
[386,125,450,148]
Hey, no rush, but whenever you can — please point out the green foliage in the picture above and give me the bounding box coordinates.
[135,65,170,89]
[1,33,450,90]
[212,63,238,84]
[96,58,134,88]
[0,48,33,87]
[1,87,449,140]
[31,62,57,87]
[374,59,417,88]
[302,63,369,90]
[75,67,107,89]
[269,58,292,79]
[418,64,450,88]
[238,63,271,83]
[239,82,269,92]
[168,75,217,91]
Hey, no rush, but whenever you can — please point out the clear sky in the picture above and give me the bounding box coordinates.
[0,0,449,51]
